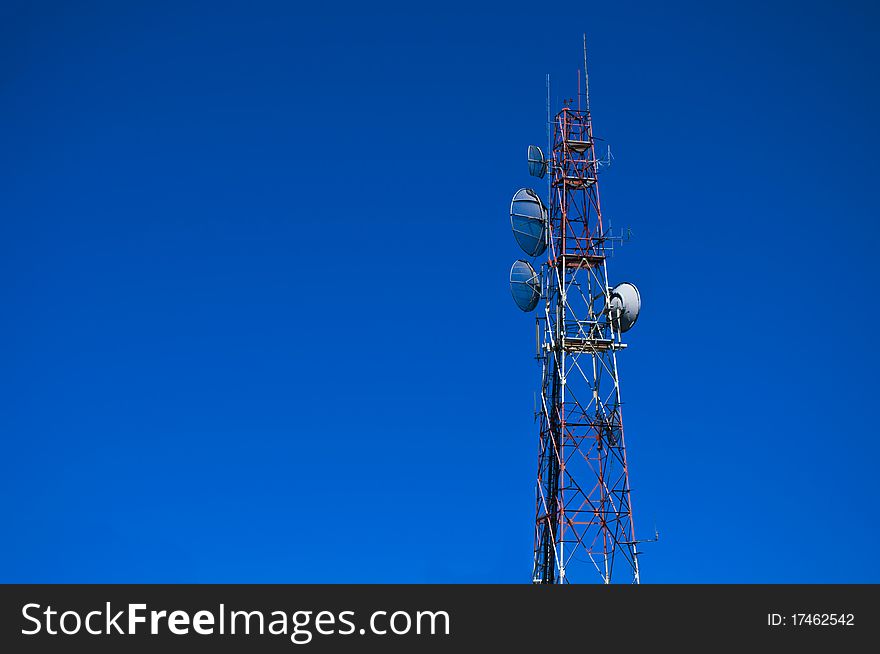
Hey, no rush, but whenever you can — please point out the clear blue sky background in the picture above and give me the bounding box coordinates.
[2,0,878,583]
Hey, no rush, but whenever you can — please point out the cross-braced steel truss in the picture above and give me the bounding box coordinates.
[532,106,640,584]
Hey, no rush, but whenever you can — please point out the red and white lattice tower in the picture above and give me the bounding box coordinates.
[510,39,644,584]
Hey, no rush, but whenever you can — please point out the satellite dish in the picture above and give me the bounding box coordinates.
[607,282,641,333]
[527,145,547,178]
[510,188,548,257]
[510,260,541,312]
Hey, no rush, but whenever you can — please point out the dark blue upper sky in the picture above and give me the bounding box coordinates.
[2,0,878,582]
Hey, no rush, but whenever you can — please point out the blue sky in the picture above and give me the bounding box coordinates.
[1,0,878,582]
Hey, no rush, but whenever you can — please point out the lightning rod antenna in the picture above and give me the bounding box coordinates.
[546,73,551,197]
[546,74,551,152]
[583,33,590,114]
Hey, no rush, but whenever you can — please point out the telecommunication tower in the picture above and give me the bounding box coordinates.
[508,37,645,584]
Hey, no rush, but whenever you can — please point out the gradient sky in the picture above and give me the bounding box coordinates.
[1,0,879,582]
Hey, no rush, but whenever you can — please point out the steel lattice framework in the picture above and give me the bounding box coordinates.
[531,99,641,584]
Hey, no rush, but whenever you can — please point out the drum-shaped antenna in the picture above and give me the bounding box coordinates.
[527,145,547,178]
[510,260,541,312]
[607,282,641,333]
[510,188,547,257]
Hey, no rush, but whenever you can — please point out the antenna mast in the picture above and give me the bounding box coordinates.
[583,33,590,114]
[508,37,644,584]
